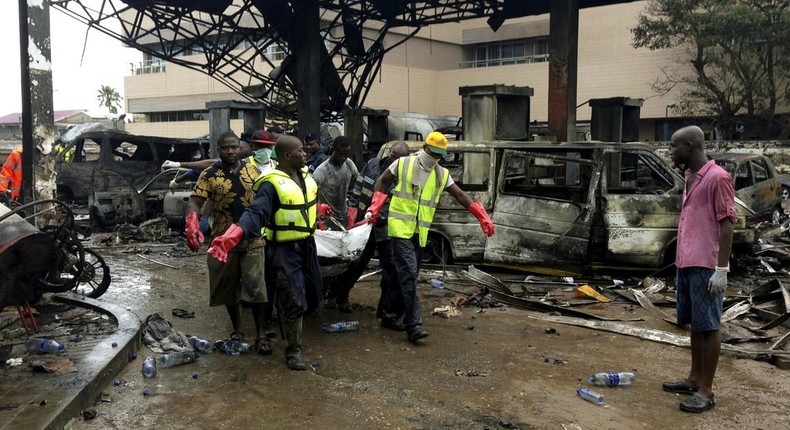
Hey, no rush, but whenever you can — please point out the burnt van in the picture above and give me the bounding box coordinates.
[377,141,755,273]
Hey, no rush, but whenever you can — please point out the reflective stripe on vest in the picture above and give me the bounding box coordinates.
[253,169,318,242]
[387,156,448,247]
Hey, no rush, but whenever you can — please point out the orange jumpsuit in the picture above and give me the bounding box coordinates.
[0,148,22,199]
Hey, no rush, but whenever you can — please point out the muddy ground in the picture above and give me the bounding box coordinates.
[66,240,790,430]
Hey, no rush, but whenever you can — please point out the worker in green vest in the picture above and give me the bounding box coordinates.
[365,131,495,343]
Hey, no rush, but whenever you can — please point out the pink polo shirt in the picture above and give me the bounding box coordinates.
[676,160,737,269]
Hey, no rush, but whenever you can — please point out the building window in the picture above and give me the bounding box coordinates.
[469,37,550,68]
[147,110,209,122]
[532,38,549,62]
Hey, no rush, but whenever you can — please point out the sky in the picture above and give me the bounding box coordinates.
[0,1,142,117]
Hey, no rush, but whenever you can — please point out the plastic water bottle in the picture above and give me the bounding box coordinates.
[158,351,199,368]
[25,337,65,354]
[189,336,214,353]
[214,340,251,356]
[577,388,605,406]
[588,372,635,387]
[322,320,360,333]
[142,356,157,378]
[430,278,446,289]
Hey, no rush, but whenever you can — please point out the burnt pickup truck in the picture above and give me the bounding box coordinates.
[378,141,755,274]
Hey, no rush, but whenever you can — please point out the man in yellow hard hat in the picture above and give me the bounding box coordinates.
[365,131,495,343]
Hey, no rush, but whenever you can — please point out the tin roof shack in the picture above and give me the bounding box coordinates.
[709,152,784,225]
[379,140,756,274]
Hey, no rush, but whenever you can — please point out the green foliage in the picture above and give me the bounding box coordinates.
[632,0,790,138]
[96,85,123,114]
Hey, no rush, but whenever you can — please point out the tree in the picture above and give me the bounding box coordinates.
[96,85,123,114]
[632,0,790,138]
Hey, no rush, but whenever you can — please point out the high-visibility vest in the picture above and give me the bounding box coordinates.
[55,145,73,162]
[253,168,318,242]
[387,155,449,247]
[0,148,23,199]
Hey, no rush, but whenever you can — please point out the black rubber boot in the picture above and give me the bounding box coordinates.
[283,318,308,371]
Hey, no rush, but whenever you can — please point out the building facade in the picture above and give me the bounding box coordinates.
[123,2,686,141]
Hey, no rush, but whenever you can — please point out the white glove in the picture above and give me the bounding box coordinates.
[169,180,179,193]
[162,160,181,169]
[364,212,372,220]
[708,266,728,294]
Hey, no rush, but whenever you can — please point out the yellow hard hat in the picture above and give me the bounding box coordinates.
[425,131,448,155]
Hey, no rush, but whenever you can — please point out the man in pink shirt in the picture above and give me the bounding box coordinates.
[662,125,736,413]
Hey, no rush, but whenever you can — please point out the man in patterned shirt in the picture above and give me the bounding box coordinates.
[185,131,271,355]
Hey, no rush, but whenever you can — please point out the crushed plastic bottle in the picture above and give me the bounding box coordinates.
[577,388,605,406]
[189,336,214,353]
[588,372,635,387]
[214,340,251,356]
[25,337,65,354]
[430,278,446,289]
[142,356,157,378]
[322,320,360,333]
[158,351,199,368]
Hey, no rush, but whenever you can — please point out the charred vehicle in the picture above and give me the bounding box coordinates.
[89,168,194,228]
[53,124,204,227]
[709,153,784,225]
[379,141,755,272]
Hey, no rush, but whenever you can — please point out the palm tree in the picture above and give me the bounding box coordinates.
[96,85,123,114]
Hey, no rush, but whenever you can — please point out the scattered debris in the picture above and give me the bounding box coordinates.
[82,408,97,420]
[172,308,195,319]
[137,253,179,269]
[530,314,790,357]
[629,289,677,326]
[640,277,666,294]
[454,368,489,377]
[432,305,461,318]
[30,358,77,374]
[5,358,22,367]
[573,285,611,303]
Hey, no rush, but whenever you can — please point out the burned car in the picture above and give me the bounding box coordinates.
[378,141,755,272]
[89,168,194,228]
[709,153,783,225]
[54,123,205,204]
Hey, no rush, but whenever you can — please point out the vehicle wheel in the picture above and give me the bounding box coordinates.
[34,225,85,293]
[73,248,111,298]
[783,186,790,200]
[422,234,452,265]
[772,207,784,225]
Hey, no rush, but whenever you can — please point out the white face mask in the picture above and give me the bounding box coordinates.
[253,147,273,164]
[417,149,439,171]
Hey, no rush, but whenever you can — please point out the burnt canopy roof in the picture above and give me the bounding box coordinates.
[51,0,637,120]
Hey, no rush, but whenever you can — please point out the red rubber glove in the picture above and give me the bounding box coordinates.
[365,191,388,224]
[346,206,359,229]
[207,224,245,263]
[468,200,495,237]
[185,211,204,252]
[317,203,333,217]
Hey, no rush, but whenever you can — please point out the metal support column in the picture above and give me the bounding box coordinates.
[295,0,321,142]
[547,0,579,143]
[208,107,231,159]
[344,109,365,168]
[18,0,58,203]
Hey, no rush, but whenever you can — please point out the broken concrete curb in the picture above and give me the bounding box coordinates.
[9,292,141,430]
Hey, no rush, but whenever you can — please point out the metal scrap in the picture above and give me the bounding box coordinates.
[722,301,752,322]
[629,289,677,326]
[529,314,790,357]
